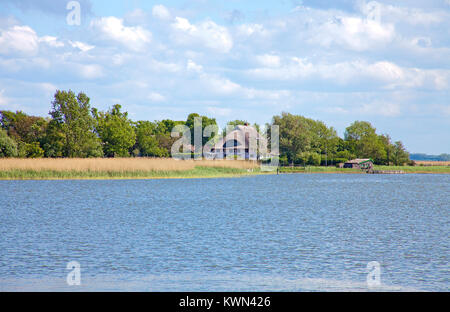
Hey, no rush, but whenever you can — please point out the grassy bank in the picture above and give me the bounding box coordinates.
[0,158,260,180]
[373,165,450,174]
[279,165,450,174]
[0,158,448,180]
[0,166,260,180]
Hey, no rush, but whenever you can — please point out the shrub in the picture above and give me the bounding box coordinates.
[0,129,18,157]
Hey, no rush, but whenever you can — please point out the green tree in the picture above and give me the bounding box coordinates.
[379,134,395,165]
[0,129,18,157]
[41,119,66,157]
[270,112,338,164]
[24,142,45,158]
[0,110,48,158]
[392,141,410,165]
[185,113,218,146]
[344,121,386,163]
[93,104,136,157]
[134,121,167,157]
[49,90,102,157]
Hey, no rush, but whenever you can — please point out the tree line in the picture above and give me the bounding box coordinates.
[0,90,410,166]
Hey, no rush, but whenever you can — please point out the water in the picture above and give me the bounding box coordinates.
[0,174,448,291]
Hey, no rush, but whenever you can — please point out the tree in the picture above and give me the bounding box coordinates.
[49,90,102,157]
[93,104,136,157]
[134,121,167,157]
[0,110,48,157]
[185,113,218,146]
[270,112,338,164]
[344,121,386,163]
[24,142,45,158]
[0,129,18,157]
[392,141,410,165]
[41,119,66,157]
[379,134,395,165]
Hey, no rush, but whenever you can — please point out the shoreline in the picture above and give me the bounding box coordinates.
[0,168,448,181]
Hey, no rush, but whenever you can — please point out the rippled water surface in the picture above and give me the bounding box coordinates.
[0,174,448,291]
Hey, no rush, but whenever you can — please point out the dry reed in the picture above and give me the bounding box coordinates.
[414,161,450,166]
[0,158,259,172]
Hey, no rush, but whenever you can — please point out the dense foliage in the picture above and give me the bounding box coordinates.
[0,90,412,165]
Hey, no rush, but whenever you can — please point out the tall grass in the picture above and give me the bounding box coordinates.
[374,165,450,173]
[0,158,258,172]
[414,161,450,166]
[0,158,260,180]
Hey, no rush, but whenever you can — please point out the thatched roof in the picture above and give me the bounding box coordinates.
[212,125,266,150]
[345,158,373,164]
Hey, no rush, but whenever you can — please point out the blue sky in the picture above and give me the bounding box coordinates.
[0,0,449,154]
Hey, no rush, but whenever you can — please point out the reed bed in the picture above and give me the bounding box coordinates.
[0,157,259,173]
[414,161,450,166]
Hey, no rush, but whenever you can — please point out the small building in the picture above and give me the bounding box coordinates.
[343,158,374,169]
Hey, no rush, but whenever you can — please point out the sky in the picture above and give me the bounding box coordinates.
[0,0,449,154]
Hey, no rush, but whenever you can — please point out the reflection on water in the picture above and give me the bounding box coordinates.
[0,174,448,291]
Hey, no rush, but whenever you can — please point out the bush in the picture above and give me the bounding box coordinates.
[25,142,45,158]
[308,152,321,166]
[0,129,18,157]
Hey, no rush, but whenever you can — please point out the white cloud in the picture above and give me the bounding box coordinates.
[186,59,203,72]
[359,1,446,26]
[148,92,166,102]
[76,64,104,79]
[357,101,401,117]
[255,54,281,68]
[39,36,64,48]
[0,25,39,56]
[248,57,449,91]
[171,17,233,53]
[236,23,269,37]
[69,40,94,52]
[310,16,395,51]
[207,106,231,117]
[152,5,171,20]
[91,16,151,51]
[204,75,241,95]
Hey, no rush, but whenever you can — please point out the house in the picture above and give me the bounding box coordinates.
[343,158,374,169]
[209,123,267,160]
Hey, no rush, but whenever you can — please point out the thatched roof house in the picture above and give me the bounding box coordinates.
[209,124,267,160]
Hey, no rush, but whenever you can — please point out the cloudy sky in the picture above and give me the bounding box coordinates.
[0,0,449,154]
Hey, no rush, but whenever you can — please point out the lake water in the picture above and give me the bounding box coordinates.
[0,174,448,291]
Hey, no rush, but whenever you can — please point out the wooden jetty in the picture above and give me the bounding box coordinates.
[368,169,405,174]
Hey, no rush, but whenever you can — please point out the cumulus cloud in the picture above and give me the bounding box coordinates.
[76,64,103,79]
[91,16,152,51]
[309,16,395,51]
[255,54,281,68]
[236,23,270,38]
[69,40,94,52]
[0,25,39,56]
[186,59,203,73]
[39,36,64,48]
[171,17,233,53]
[148,92,166,102]
[247,57,449,91]
[152,4,171,20]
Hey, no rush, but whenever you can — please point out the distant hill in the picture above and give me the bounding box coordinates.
[410,153,450,161]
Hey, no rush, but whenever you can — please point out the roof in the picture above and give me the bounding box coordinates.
[212,125,266,150]
[345,158,373,164]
